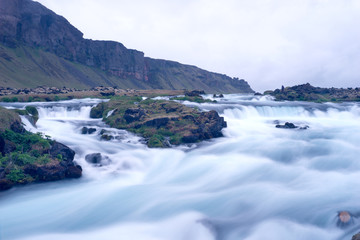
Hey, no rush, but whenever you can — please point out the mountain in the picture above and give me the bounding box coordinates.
[0,0,253,93]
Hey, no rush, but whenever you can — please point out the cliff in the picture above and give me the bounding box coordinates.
[0,0,253,93]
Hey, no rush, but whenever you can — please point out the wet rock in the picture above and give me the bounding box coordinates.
[182,110,226,143]
[66,165,82,178]
[100,134,114,141]
[254,92,263,96]
[0,179,13,191]
[213,94,224,98]
[81,127,96,134]
[50,141,75,162]
[85,153,102,164]
[124,108,146,123]
[352,233,360,240]
[276,122,297,129]
[85,153,111,166]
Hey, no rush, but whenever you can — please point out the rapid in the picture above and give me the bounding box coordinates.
[1,94,360,240]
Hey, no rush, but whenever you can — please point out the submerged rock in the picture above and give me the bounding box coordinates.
[276,122,297,129]
[85,153,111,166]
[275,122,309,130]
[81,127,96,134]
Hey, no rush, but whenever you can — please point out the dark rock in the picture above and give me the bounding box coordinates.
[85,153,111,166]
[276,122,297,129]
[182,110,226,143]
[213,93,224,98]
[124,108,146,123]
[254,92,262,96]
[81,127,96,134]
[100,134,114,141]
[353,233,360,240]
[0,179,13,191]
[185,90,205,97]
[85,153,102,164]
[50,141,75,162]
[90,103,105,118]
[144,117,169,128]
[65,165,82,178]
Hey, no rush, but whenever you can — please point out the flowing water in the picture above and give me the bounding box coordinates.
[1,95,360,240]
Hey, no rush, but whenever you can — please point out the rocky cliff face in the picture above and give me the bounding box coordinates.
[0,0,253,93]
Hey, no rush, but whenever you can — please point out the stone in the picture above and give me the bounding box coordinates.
[276,122,297,129]
[81,127,96,134]
[124,108,146,123]
[85,153,102,164]
[50,141,75,162]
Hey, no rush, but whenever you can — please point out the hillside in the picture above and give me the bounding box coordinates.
[0,0,253,93]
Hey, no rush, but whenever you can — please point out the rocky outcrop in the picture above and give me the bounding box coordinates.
[0,107,82,191]
[0,0,254,93]
[182,111,227,143]
[265,83,360,102]
[91,96,227,147]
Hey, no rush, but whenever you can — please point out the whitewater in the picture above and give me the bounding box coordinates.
[1,94,360,240]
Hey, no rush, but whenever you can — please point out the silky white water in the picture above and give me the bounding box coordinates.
[1,95,360,240]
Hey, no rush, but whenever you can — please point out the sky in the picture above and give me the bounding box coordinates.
[36,0,360,92]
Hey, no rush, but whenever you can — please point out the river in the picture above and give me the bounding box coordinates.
[1,94,359,240]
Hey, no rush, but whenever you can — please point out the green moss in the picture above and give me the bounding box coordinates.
[148,134,165,148]
[6,168,26,183]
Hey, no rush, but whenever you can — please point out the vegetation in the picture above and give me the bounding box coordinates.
[0,107,80,191]
[91,96,226,148]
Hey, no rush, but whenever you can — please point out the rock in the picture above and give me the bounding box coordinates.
[81,127,96,134]
[254,92,262,96]
[182,110,226,143]
[85,153,102,164]
[50,141,75,162]
[144,117,169,128]
[352,233,360,240]
[276,122,297,129]
[123,108,146,123]
[85,153,111,166]
[100,134,114,141]
[185,90,205,97]
[213,93,224,98]
[0,179,13,191]
[65,165,82,178]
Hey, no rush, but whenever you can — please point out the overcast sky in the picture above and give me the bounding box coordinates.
[36,0,360,92]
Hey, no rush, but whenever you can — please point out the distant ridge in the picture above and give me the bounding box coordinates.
[0,0,254,93]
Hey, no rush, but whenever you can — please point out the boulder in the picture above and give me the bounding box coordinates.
[276,122,297,129]
[124,108,146,123]
[81,127,96,134]
[85,153,111,166]
[85,153,102,164]
[50,141,75,162]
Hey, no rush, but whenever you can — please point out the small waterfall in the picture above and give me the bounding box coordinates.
[37,106,93,120]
